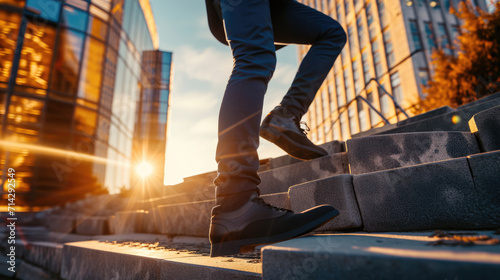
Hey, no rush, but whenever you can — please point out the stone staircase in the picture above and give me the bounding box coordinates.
[2,94,500,279]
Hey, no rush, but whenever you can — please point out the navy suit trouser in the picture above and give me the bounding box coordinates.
[214,0,346,199]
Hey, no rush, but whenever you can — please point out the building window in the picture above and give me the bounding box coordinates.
[348,24,357,54]
[88,13,109,41]
[16,22,57,92]
[367,89,379,126]
[74,106,98,136]
[336,74,344,107]
[450,25,459,46]
[419,69,429,87]
[424,22,437,50]
[390,71,403,105]
[409,20,422,51]
[344,67,354,102]
[348,107,359,135]
[329,83,336,113]
[78,37,105,103]
[362,51,372,84]
[358,99,369,131]
[27,0,62,22]
[341,48,348,65]
[378,0,388,29]
[344,0,350,15]
[367,0,376,40]
[0,10,22,85]
[380,93,390,116]
[357,16,367,49]
[366,2,374,26]
[340,112,349,140]
[316,98,322,136]
[50,28,85,97]
[383,30,395,68]
[444,0,451,12]
[333,121,340,140]
[337,3,343,22]
[437,23,452,55]
[322,89,329,120]
[353,60,362,94]
[61,5,89,32]
[372,41,383,77]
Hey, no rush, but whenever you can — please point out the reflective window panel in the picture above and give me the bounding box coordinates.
[77,37,105,103]
[0,11,22,84]
[50,28,85,98]
[16,21,56,92]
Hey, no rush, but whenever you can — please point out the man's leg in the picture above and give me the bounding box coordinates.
[210,0,340,257]
[260,0,347,160]
[213,0,276,211]
[272,0,347,118]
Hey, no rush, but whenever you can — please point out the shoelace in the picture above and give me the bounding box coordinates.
[252,197,292,213]
[296,120,311,135]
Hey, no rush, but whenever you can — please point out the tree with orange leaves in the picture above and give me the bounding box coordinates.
[419,1,500,111]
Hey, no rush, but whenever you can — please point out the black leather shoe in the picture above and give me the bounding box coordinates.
[260,108,329,160]
[210,193,339,257]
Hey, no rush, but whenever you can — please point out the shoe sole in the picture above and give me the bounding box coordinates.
[210,208,340,257]
[260,125,327,160]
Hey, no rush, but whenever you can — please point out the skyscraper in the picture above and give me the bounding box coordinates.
[131,50,172,195]
[0,0,171,209]
[298,0,488,144]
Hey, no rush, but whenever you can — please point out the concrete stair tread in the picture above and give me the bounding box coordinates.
[154,192,289,237]
[258,151,348,195]
[262,232,500,279]
[61,240,261,279]
[346,131,480,175]
[289,150,500,232]
[379,92,500,134]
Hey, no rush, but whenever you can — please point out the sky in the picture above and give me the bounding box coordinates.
[149,1,300,185]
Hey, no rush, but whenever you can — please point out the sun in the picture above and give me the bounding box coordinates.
[136,162,154,178]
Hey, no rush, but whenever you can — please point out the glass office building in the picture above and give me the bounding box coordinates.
[298,0,487,144]
[131,50,172,195]
[0,0,170,209]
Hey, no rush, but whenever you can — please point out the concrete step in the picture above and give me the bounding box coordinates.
[396,105,454,127]
[46,215,76,234]
[109,210,157,235]
[289,174,362,231]
[351,106,454,139]
[75,216,110,236]
[353,151,500,232]
[154,193,289,237]
[259,152,349,195]
[346,131,480,175]
[134,144,345,211]
[264,140,345,170]
[17,241,63,276]
[4,225,260,279]
[60,240,261,280]
[457,91,500,110]
[380,93,500,134]
[261,232,500,280]
[469,104,500,152]
[288,150,500,232]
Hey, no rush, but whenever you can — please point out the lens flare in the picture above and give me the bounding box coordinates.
[136,162,154,178]
[451,115,461,124]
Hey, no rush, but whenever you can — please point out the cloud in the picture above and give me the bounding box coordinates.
[170,89,220,113]
[189,114,219,135]
[272,62,297,86]
[174,45,232,86]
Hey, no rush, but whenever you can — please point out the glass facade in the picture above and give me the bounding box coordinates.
[0,0,167,209]
[131,50,172,192]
